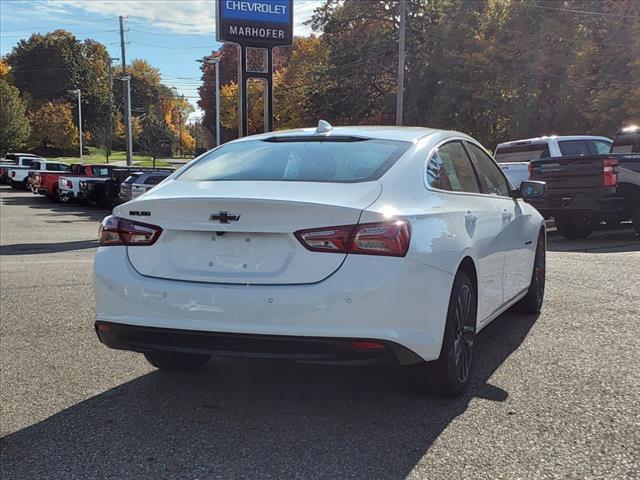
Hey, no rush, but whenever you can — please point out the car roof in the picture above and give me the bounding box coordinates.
[496,135,612,148]
[233,125,447,143]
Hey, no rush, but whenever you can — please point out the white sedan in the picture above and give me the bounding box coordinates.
[94,123,546,396]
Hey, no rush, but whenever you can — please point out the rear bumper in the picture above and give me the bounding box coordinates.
[94,247,454,363]
[95,322,423,365]
[528,192,624,219]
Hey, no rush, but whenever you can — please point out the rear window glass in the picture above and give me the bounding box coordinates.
[45,163,70,172]
[612,131,640,153]
[178,138,411,183]
[123,175,139,184]
[91,167,110,177]
[144,175,166,185]
[495,143,550,163]
[558,140,590,156]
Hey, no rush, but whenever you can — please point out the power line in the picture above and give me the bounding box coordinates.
[0,17,118,33]
[521,2,640,19]
[0,29,118,38]
[129,41,216,50]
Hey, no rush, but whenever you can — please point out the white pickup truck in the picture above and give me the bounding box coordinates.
[8,159,70,189]
[494,135,612,187]
[0,153,40,184]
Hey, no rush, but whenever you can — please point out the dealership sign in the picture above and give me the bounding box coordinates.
[217,0,293,47]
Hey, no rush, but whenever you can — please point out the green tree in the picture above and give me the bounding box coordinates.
[0,79,31,154]
[6,30,110,134]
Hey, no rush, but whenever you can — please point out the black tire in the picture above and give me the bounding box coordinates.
[513,230,546,314]
[9,179,20,189]
[555,216,594,239]
[412,270,477,397]
[633,211,640,235]
[144,351,211,372]
[49,186,61,203]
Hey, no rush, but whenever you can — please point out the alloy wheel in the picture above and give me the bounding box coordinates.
[453,284,474,383]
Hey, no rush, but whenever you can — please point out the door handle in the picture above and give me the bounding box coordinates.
[465,210,478,223]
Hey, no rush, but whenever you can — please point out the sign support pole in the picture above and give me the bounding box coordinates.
[240,46,248,138]
[216,0,292,138]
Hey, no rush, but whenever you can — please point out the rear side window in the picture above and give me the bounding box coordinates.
[495,143,550,163]
[178,138,411,183]
[465,143,510,196]
[558,140,590,156]
[144,175,165,185]
[426,141,480,193]
[22,158,35,167]
[592,140,612,154]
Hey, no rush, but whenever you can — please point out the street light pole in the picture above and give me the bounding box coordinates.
[197,55,221,147]
[396,0,406,126]
[68,89,82,159]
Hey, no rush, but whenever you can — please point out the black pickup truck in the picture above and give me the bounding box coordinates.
[79,167,173,208]
[528,126,640,239]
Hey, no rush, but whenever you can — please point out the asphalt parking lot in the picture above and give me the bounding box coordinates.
[1,185,639,480]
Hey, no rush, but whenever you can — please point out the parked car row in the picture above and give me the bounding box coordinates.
[0,155,174,208]
[495,127,640,238]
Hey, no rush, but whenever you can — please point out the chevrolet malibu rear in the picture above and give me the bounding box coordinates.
[94,125,546,396]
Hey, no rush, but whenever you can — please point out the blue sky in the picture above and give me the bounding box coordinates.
[1,0,318,119]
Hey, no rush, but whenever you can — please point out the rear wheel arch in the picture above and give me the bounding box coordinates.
[457,256,478,298]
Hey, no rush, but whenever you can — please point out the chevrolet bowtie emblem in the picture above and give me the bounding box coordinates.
[209,211,241,223]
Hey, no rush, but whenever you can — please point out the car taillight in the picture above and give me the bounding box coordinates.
[11,171,15,177]
[295,221,411,257]
[603,159,618,187]
[98,215,162,246]
[66,180,72,188]
[528,162,534,178]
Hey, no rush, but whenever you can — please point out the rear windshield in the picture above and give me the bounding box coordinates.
[178,138,411,183]
[495,143,550,163]
[611,131,640,153]
[123,175,140,184]
[91,166,111,177]
[45,163,70,172]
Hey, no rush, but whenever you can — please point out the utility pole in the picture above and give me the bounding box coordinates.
[396,0,406,126]
[178,110,183,158]
[119,16,132,165]
[68,89,82,159]
[107,59,113,164]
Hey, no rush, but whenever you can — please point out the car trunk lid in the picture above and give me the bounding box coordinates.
[119,180,382,285]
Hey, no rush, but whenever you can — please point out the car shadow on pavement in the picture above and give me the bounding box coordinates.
[0,187,108,222]
[547,229,640,253]
[1,312,537,480]
[0,239,98,255]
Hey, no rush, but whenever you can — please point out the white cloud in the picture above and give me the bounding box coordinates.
[49,0,319,36]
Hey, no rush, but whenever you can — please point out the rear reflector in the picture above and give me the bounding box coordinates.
[97,323,111,332]
[295,221,410,257]
[99,215,162,246]
[351,341,386,350]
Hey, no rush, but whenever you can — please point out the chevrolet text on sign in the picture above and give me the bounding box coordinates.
[217,0,293,47]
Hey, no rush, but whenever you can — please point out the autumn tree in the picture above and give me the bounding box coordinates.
[29,101,78,150]
[0,79,31,154]
[6,30,110,133]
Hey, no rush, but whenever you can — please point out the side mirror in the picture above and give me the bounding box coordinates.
[512,180,546,199]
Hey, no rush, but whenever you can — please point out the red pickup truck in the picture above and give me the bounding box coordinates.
[32,164,112,202]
